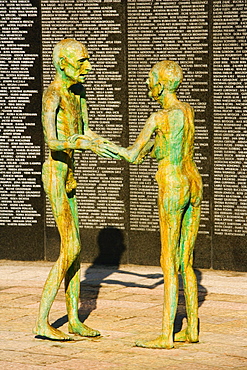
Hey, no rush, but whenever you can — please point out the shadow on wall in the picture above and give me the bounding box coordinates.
[93,226,126,266]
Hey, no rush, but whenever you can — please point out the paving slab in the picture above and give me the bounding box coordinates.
[0,260,246,369]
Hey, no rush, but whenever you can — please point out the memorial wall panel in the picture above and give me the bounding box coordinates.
[40,0,213,267]
[212,0,247,270]
[127,0,211,266]
[0,0,44,260]
[41,0,129,263]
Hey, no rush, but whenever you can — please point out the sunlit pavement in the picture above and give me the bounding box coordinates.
[0,260,246,369]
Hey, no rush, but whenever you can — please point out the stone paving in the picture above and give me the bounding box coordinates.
[0,260,246,369]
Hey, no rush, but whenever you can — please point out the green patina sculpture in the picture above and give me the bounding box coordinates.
[118,60,203,348]
[34,39,119,341]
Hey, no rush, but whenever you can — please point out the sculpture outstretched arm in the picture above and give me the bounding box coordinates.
[42,90,119,158]
[43,112,93,152]
[42,89,92,151]
[77,97,121,158]
[131,139,155,164]
[118,113,157,163]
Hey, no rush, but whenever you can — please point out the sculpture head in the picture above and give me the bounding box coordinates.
[53,38,92,84]
[147,60,183,100]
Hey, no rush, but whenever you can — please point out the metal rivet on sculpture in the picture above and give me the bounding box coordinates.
[118,60,203,348]
[34,39,119,340]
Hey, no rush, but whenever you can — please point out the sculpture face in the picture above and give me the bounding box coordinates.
[146,70,161,101]
[61,46,92,84]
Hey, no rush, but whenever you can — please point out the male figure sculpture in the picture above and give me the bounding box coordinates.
[34,39,118,340]
[119,61,203,348]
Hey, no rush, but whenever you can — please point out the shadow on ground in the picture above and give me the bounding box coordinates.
[78,226,164,322]
[52,226,208,335]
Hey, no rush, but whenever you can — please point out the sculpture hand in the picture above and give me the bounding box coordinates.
[90,139,121,159]
[68,134,91,143]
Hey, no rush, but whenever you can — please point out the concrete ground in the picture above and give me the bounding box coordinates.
[0,260,246,369]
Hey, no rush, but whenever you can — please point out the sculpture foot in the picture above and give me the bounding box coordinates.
[68,321,100,337]
[33,323,73,341]
[136,335,174,349]
[174,328,199,343]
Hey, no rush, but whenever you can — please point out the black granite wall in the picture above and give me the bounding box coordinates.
[0,0,246,272]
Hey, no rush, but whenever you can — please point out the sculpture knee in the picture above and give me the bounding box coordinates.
[160,254,179,276]
[59,240,81,267]
[179,257,193,277]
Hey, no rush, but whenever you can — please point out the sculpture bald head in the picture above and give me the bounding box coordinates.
[149,60,183,93]
[52,39,91,84]
[52,38,89,70]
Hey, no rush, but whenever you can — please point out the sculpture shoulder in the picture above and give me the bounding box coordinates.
[167,103,194,130]
[155,105,190,121]
[180,102,194,120]
[155,107,184,135]
[151,109,167,126]
[43,82,61,107]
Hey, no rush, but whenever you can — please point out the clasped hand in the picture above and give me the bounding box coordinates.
[68,134,121,159]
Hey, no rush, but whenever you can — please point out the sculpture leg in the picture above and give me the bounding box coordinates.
[136,196,183,349]
[174,204,201,343]
[34,161,96,340]
[34,186,79,340]
[65,195,100,337]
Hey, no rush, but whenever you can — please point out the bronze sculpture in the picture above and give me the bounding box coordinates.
[119,60,202,348]
[35,40,202,348]
[34,39,118,340]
